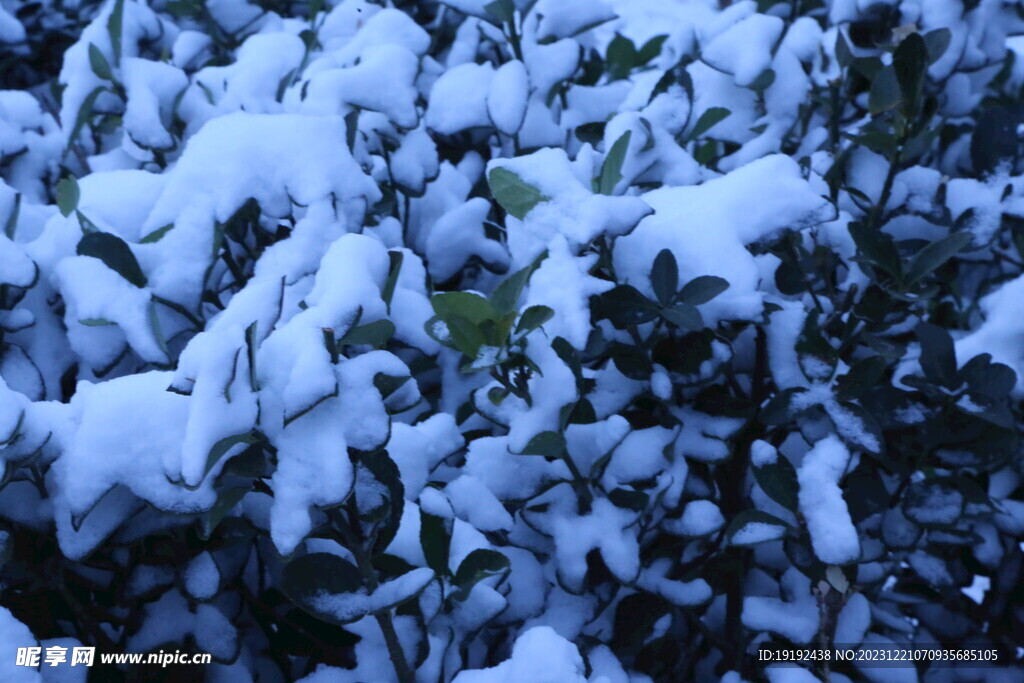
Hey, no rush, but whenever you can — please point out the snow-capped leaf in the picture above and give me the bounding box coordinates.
[488,168,550,220]
[451,549,510,601]
[76,231,148,288]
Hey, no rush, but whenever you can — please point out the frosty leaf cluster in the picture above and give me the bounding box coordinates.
[1,0,1024,680]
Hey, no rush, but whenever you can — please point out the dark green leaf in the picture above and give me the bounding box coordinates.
[971,106,1018,177]
[431,292,497,326]
[752,455,799,513]
[598,130,632,195]
[517,430,565,458]
[650,249,678,307]
[725,510,789,546]
[923,28,951,64]
[204,431,259,478]
[904,232,971,285]
[452,549,510,601]
[893,32,927,107]
[76,231,148,287]
[339,319,395,348]
[678,275,729,305]
[483,0,514,24]
[637,35,668,64]
[107,0,125,66]
[382,250,403,313]
[835,31,853,69]
[515,305,554,335]
[139,223,173,243]
[685,107,730,142]
[868,65,902,114]
[835,355,887,402]
[606,33,637,81]
[759,387,809,426]
[916,322,957,388]
[488,167,549,220]
[88,44,114,81]
[598,285,660,328]
[56,176,79,218]
[849,221,902,279]
[420,511,450,577]
[662,302,703,331]
[356,449,405,556]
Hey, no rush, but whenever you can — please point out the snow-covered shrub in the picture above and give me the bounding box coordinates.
[0,0,1023,680]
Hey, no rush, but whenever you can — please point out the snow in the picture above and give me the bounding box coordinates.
[702,14,784,88]
[742,568,820,644]
[3,0,1021,679]
[615,155,831,325]
[426,62,495,135]
[184,551,220,601]
[310,568,434,623]
[731,521,786,546]
[751,440,778,467]
[667,499,724,537]
[452,626,586,683]
[797,436,860,564]
[488,61,530,136]
[488,147,652,267]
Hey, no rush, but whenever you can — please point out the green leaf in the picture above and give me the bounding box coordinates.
[200,485,249,540]
[432,292,498,326]
[515,305,554,335]
[725,510,790,546]
[420,511,450,577]
[971,106,1017,177]
[79,318,115,327]
[868,65,902,115]
[835,31,853,69]
[487,167,549,220]
[382,250,403,313]
[484,0,514,24]
[204,431,259,477]
[662,303,703,331]
[685,107,730,142]
[893,32,927,107]
[650,249,678,307]
[923,28,951,64]
[597,285,660,328]
[598,130,632,195]
[758,387,809,426]
[451,549,510,601]
[56,176,80,217]
[834,355,887,402]
[678,275,729,306]
[373,373,411,402]
[517,430,566,458]
[849,222,902,279]
[139,223,173,243]
[280,553,364,622]
[748,68,775,91]
[751,456,799,513]
[66,86,106,153]
[76,231,148,288]
[916,322,957,389]
[637,34,668,64]
[339,319,395,348]
[88,43,115,81]
[355,449,405,556]
[606,33,637,81]
[447,314,487,358]
[490,255,543,314]
[904,232,971,286]
[107,0,126,66]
